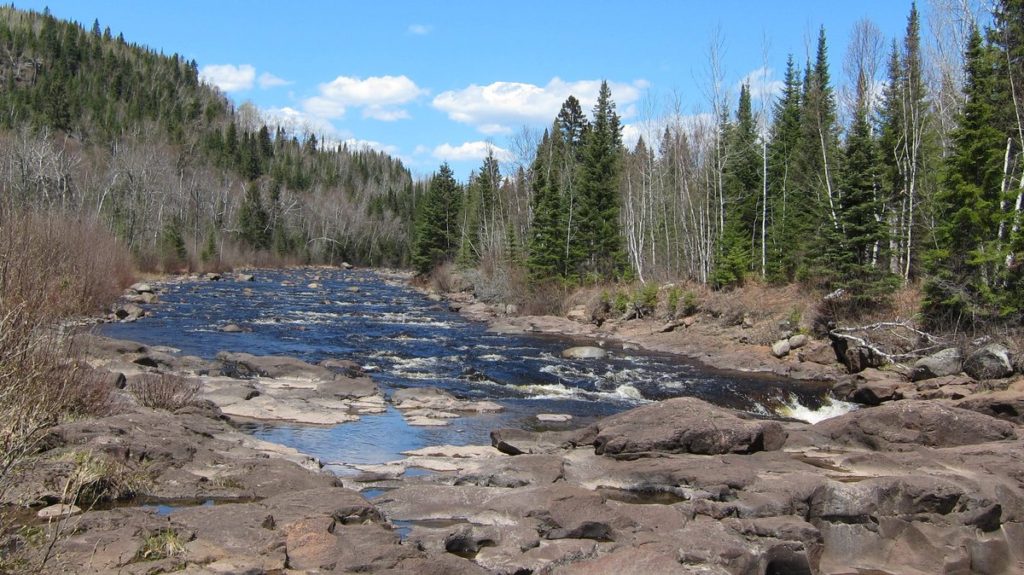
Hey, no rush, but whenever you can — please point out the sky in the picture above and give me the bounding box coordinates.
[16,1,924,179]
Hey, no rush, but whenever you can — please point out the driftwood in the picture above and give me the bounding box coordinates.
[829,321,947,368]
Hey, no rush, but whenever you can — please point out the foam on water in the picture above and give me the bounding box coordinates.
[774,394,858,423]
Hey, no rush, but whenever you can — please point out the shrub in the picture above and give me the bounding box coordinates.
[666,286,682,317]
[137,529,187,561]
[681,290,699,316]
[635,283,659,316]
[127,374,199,411]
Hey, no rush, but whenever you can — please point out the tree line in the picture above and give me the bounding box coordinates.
[413,0,1023,331]
[0,6,419,270]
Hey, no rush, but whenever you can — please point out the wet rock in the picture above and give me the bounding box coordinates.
[537,413,573,423]
[341,261,353,269]
[964,343,1015,380]
[561,346,607,360]
[911,347,963,381]
[591,397,786,458]
[235,273,254,282]
[216,351,336,380]
[218,323,247,333]
[811,400,1017,450]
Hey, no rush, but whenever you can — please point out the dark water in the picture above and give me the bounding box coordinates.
[101,268,846,473]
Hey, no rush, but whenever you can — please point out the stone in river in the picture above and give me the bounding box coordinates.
[561,346,607,360]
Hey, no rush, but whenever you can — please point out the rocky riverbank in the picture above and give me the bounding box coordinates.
[7,329,1023,573]
[5,271,1022,574]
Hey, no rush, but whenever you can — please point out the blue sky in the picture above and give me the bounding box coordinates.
[18,1,923,179]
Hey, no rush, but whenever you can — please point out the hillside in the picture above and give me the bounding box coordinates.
[0,6,419,269]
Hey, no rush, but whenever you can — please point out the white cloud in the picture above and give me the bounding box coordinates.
[258,72,291,89]
[739,67,784,100]
[432,77,647,135]
[303,75,426,121]
[200,64,256,92]
[408,23,432,35]
[262,106,337,137]
[432,141,512,162]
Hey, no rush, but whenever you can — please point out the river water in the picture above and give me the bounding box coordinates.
[101,268,852,474]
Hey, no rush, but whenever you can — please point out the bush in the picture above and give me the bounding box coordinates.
[666,286,682,318]
[127,374,199,411]
[635,283,659,316]
[681,290,699,316]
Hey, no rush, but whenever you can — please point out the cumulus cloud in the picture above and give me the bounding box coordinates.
[432,141,511,162]
[433,77,647,134]
[200,64,256,92]
[258,72,291,89]
[408,23,432,35]
[303,74,426,121]
[739,67,784,100]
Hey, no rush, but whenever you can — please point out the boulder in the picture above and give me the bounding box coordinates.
[216,351,336,381]
[812,400,1017,450]
[236,273,255,282]
[37,503,81,519]
[113,303,145,321]
[911,347,963,381]
[963,343,1015,380]
[128,282,154,294]
[771,340,791,358]
[798,342,839,366]
[561,346,607,360]
[218,323,246,333]
[955,391,1024,424]
[566,305,589,322]
[788,334,809,349]
[590,397,786,458]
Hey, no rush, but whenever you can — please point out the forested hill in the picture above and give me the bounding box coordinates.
[0,6,418,268]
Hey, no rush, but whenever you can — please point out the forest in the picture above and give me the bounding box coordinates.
[412,0,1024,333]
[0,1,1022,333]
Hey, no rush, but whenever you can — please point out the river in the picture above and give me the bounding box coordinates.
[100,268,852,475]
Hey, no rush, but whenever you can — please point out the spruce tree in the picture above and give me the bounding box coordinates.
[576,81,626,281]
[714,84,761,288]
[924,29,1008,327]
[835,71,896,310]
[527,128,567,280]
[765,56,803,282]
[411,163,461,274]
[238,183,270,250]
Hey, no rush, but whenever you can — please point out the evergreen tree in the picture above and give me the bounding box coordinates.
[575,81,626,280]
[835,71,897,310]
[238,183,270,249]
[411,163,461,273]
[527,128,567,280]
[714,84,761,288]
[795,28,842,282]
[765,56,803,282]
[924,29,1009,327]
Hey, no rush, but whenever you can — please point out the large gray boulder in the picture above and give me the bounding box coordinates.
[963,343,1015,380]
[812,400,1017,450]
[911,347,963,381]
[589,397,786,458]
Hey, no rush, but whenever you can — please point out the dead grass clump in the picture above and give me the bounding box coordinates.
[127,374,199,411]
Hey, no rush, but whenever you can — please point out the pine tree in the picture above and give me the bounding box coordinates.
[411,163,461,273]
[576,81,626,281]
